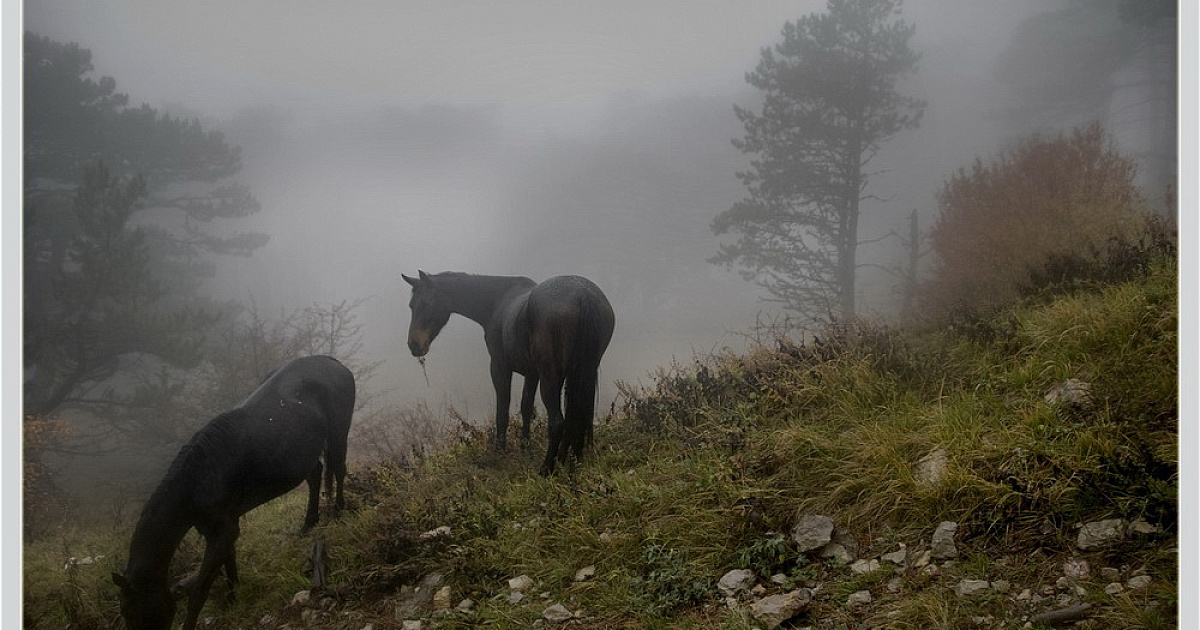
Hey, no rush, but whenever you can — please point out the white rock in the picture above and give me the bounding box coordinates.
[1077,519,1126,550]
[717,569,757,598]
[850,559,880,574]
[1105,582,1125,595]
[749,589,812,630]
[542,603,574,624]
[955,579,991,596]
[931,521,958,559]
[847,590,873,607]
[508,575,535,592]
[574,565,596,582]
[1127,575,1152,589]
[791,515,835,552]
[1062,557,1091,579]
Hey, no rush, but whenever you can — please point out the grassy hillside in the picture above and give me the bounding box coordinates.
[24,256,1178,629]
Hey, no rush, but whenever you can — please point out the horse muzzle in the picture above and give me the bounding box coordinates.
[408,337,429,357]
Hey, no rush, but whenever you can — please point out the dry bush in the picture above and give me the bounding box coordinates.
[348,400,463,467]
[924,122,1148,314]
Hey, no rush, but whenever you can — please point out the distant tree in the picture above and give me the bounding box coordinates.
[23,32,265,426]
[711,0,924,322]
[924,122,1148,312]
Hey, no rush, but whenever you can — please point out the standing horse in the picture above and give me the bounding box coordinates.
[112,355,355,630]
[402,271,614,474]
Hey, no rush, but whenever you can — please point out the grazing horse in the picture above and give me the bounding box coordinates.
[402,271,614,474]
[112,355,355,630]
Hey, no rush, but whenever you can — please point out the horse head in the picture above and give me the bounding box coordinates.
[113,572,176,630]
[402,270,451,357]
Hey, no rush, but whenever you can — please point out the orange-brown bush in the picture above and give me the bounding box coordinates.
[924,122,1149,314]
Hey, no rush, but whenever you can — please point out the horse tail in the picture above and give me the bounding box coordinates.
[563,289,614,458]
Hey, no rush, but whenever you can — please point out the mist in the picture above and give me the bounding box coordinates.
[22,0,1176,468]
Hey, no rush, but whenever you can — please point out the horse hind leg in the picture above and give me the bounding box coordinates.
[302,461,323,534]
[519,375,538,447]
[538,375,566,475]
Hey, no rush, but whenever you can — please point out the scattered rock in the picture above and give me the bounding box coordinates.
[1128,520,1160,536]
[770,573,788,585]
[432,586,452,611]
[849,559,880,574]
[886,577,903,594]
[542,603,574,624]
[394,574,445,620]
[1029,603,1093,625]
[291,590,312,606]
[881,545,908,566]
[1127,575,1152,589]
[401,621,423,630]
[718,569,757,598]
[819,542,854,564]
[749,589,812,630]
[419,526,451,540]
[1062,557,1090,579]
[455,599,476,613]
[991,580,1011,594]
[931,521,958,559]
[508,592,525,604]
[955,579,991,596]
[1105,582,1125,595]
[1099,567,1121,581]
[1077,519,1126,550]
[1044,379,1093,408]
[508,575,535,592]
[846,590,873,607]
[574,565,596,582]
[792,515,835,552]
[915,447,948,486]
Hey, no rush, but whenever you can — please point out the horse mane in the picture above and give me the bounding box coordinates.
[138,409,247,520]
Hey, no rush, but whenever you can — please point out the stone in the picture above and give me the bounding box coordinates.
[401,622,422,630]
[850,559,880,574]
[991,580,1011,594]
[1127,575,1152,589]
[455,599,476,613]
[574,565,596,582]
[1128,520,1160,536]
[507,592,525,604]
[542,604,574,624]
[508,575,535,592]
[1077,519,1126,550]
[1044,379,1092,408]
[292,590,312,606]
[1062,557,1090,579]
[717,569,757,598]
[881,546,908,566]
[770,573,788,585]
[1099,567,1121,581]
[394,574,445,619]
[915,447,948,486]
[847,590,873,607]
[819,542,854,564]
[749,589,812,630]
[931,521,958,559]
[955,579,991,596]
[419,526,451,540]
[792,515,835,552]
[432,586,452,611]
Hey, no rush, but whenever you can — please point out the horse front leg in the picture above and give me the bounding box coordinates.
[519,374,538,447]
[301,461,323,534]
[491,364,513,451]
[182,520,240,630]
[539,376,566,475]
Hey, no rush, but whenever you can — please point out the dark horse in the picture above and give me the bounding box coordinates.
[112,355,355,630]
[402,271,614,474]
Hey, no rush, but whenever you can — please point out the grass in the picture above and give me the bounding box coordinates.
[24,255,1178,629]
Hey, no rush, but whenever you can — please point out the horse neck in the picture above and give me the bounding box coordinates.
[125,480,194,587]
[440,274,532,326]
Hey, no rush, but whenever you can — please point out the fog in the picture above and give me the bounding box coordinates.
[23,1,1171,428]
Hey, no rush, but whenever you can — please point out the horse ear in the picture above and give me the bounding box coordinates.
[418,270,431,282]
[402,273,418,287]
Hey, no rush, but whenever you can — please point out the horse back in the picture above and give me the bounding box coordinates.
[526,276,614,371]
